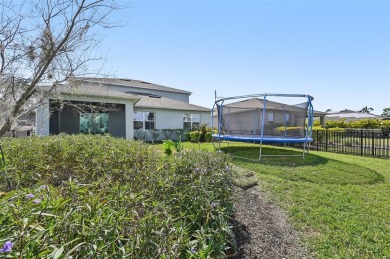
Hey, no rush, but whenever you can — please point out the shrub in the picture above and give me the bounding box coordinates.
[161,129,177,140]
[189,131,201,143]
[149,129,161,143]
[311,127,346,142]
[349,119,381,129]
[0,135,234,258]
[205,131,213,142]
[274,126,304,136]
[0,134,154,188]
[380,120,390,137]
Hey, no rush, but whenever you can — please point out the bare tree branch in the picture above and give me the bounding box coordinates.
[0,0,127,137]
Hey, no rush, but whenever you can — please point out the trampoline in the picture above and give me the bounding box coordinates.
[212,93,314,160]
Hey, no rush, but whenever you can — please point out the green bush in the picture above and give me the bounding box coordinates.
[205,131,213,142]
[349,119,381,129]
[311,127,346,142]
[0,135,234,258]
[0,134,153,188]
[325,119,384,129]
[189,131,201,143]
[274,126,305,136]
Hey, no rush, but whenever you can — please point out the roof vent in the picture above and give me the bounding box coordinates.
[140,81,151,84]
[120,79,132,82]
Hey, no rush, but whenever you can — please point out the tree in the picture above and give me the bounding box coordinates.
[382,107,390,117]
[360,106,374,114]
[0,0,124,137]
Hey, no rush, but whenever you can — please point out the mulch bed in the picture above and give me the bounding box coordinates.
[231,186,311,259]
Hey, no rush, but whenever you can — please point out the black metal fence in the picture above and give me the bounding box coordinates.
[311,129,390,159]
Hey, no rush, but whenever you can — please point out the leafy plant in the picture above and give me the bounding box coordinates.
[135,129,147,141]
[189,131,201,143]
[161,129,177,140]
[150,129,161,143]
[0,135,234,257]
[162,135,183,156]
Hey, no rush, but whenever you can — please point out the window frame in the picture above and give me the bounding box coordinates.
[267,112,274,122]
[183,113,200,129]
[284,113,290,122]
[133,111,156,130]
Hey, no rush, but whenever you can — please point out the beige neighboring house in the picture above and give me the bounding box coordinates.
[325,109,381,122]
[35,78,211,140]
[212,97,323,136]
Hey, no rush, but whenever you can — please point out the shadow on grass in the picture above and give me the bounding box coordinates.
[222,146,385,185]
[221,146,329,167]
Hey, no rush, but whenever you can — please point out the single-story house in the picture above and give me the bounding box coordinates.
[325,109,381,122]
[213,97,317,136]
[36,78,211,140]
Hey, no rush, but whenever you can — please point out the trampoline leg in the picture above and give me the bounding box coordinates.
[259,141,263,160]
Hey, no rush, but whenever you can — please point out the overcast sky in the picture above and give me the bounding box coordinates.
[97,0,390,114]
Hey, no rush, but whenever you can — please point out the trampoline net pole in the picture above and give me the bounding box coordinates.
[259,95,267,160]
[211,93,314,160]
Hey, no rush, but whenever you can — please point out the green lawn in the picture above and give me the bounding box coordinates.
[218,142,390,258]
[161,141,390,258]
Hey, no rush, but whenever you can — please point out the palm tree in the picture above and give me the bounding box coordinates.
[360,106,374,114]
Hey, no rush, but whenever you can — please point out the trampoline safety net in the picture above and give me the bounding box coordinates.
[213,97,311,139]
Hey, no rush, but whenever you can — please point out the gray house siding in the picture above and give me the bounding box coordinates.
[134,108,211,141]
[107,84,190,103]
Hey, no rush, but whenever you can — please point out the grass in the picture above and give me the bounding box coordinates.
[218,142,390,258]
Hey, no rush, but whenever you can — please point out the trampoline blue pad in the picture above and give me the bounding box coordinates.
[212,134,313,143]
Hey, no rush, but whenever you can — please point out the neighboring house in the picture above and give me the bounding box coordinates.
[35,78,211,140]
[213,98,311,136]
[213,97,325,135]
[325,109,382,122]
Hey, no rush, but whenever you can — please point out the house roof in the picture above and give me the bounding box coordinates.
[135,96,210,112]
[327,109,357,114]
[41,81,210,111]
[43,84,141,102]
[213,97,326,116]
[326,112,380,119]
[76,77,192,95]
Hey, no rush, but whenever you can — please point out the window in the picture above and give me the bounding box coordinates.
[80,113,109,134]
[183,114,200,129]
[284,113,290,122]
[133,112,155,130]
[268,112,274,122]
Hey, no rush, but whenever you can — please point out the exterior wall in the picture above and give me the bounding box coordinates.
[107,84,190,103]
[36,96,136,140]
[133,108,210,141]
[36,99,50,136]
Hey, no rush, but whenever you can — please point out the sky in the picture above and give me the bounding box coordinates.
[97,0,390,115]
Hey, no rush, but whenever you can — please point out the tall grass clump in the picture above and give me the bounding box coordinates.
[0,135,234,258]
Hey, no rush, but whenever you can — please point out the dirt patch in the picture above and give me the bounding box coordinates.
[231,186,311,259]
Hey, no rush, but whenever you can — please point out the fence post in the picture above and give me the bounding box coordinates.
[360,130,363,156]
[325,130,328,152]
[372,131,375,156]
[316,130,319,151]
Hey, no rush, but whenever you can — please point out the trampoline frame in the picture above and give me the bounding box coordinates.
[212,93,314,160]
